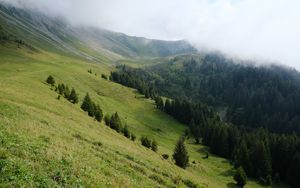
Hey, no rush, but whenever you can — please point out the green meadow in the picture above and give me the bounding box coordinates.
[0,43,282,187]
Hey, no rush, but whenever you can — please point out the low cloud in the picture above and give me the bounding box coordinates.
[2,0,300,69]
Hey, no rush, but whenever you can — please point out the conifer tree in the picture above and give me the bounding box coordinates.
[81,93,92,113]
[234,166,247,187]
[110,112,122,132]
[64,85,71,99]
[46,75,55,86]
[173,136,189,169]
[164,99,171,114]
[233,139,252,175]
[123,125,130,138]
[104,114,110,126]
[68,88,79,104]
[94,104,103,122]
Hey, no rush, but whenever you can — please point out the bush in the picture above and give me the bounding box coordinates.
[141,136,152,148]
[131,133,136,141]
[183,179,198,188]
[234,166,247,187]
[46,75,55,86]
[162,154,169,160]
[101,74,108,80]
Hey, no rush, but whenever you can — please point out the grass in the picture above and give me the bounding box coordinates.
[0,43,286,187]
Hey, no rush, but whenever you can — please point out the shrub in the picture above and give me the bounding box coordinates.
[162,154,169,160]
[46,75,55,86]
[141,136,152,148]
[131,133,136,141]
[183,179,198,188]
[101,74,108,80]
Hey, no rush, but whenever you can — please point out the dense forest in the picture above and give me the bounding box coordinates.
[112,55,300,135]
[110,57,300,187]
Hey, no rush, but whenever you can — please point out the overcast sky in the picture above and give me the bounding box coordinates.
[2,0,300,69]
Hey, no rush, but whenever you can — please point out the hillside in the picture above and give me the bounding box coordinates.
[0,3,196,61]
[114,53,300,134]
[0,2,295,188]
[0,39,275,187]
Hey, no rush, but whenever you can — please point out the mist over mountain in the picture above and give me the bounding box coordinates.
[0,3,196,60]
[2,0,300,69]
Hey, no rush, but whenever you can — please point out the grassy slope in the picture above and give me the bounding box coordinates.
[0,43,276,188]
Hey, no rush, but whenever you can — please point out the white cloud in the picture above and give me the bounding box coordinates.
[1,0,300,69]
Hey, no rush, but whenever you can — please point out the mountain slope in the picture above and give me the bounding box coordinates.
[116,53,300,134]
[0,3,196,61]
[0,42,271,188]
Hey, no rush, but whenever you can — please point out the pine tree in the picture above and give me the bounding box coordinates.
[164,99,171,114]
[123,125,130,138]
[46,75,55,86]
[58,83,65,95]
[173,136,189,169]
[233,139,252,174]
[151,140,158,152]
[64,85,71,99]
[104,114,110,126]
[94,104,103,122]
[250,140,272,184]
[234,166,247,187]
[110,112,122,132]
[81,93,93,113]
[68,88,79,104]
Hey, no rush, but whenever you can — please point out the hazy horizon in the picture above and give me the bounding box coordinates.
[1,0,300,69]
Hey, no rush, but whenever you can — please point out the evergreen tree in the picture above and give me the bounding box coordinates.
[110,112,122,132]
[123,125,130,138]
[94,104,103,122]
[104,114,110,126]
[250,140,272,184]
[64,85,71,99]
[81,93,93,112]
[151,140,158,152]
[164,99,171,114]
[68,88,79,104]
[234,166,247,187]
[46,75,55,86]
[233,139,252,175]
[58,83,65,95]
[173,136,189,169]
